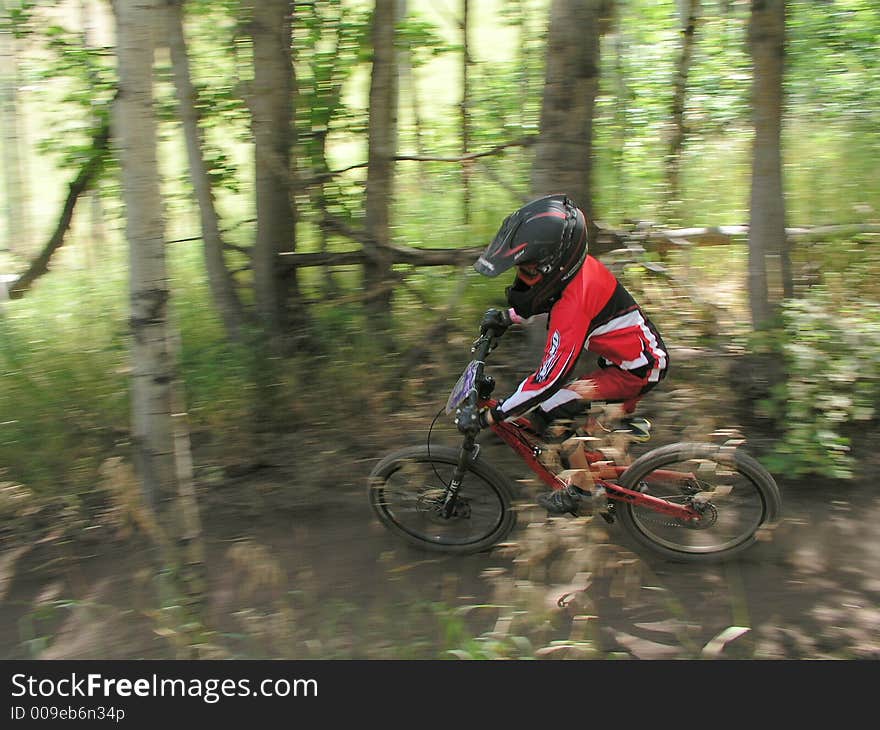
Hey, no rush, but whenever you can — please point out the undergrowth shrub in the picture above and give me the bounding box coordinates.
[756,287,880,479]
[0,268,129,507]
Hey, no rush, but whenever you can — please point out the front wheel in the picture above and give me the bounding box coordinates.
[614,442,782,562]
[368,445,516,554]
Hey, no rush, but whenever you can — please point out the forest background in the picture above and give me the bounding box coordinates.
[0,0,879,660]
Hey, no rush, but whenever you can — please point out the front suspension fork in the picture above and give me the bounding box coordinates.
[442,435,479,518]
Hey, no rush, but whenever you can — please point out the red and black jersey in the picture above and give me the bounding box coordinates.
[497,255,668,420]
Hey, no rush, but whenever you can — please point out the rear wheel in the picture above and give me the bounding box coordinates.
[614,442,782,562]
[368,445,516,554]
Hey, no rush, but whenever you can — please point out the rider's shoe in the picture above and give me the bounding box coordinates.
[615,416,652,442]
[537,484,591,516]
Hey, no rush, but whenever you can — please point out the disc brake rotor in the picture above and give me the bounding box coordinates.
[636,499,718,529]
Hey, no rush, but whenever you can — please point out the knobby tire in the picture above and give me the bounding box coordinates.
[368,445,517,555]
[614,441,782,562]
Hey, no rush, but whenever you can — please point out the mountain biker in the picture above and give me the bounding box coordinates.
[457,193,668,516]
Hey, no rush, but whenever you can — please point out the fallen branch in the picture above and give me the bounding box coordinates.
[206,217,880,276]
[644,223,880,253]
[279,246,481,269]
[785,223,880,241]
[279,214,483,270]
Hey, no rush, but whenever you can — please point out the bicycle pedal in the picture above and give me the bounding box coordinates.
[614,417,652,442]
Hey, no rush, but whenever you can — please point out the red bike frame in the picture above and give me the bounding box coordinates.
[481,397,702,522]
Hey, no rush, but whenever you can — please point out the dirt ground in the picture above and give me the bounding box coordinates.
[1,468,878,660]
[1,345,878,660]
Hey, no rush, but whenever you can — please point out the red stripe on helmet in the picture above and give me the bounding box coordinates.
[526,211,567,222]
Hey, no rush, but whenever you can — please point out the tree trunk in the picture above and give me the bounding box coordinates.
[0,0,29,255]
[248,0,299,339]
[531,0,613,222]
[748,0,791,329]
[529,0,610,359]
[166,0,246,342]
[114,0,176,518]
[664,0,700,223]
[115,0,203,609]
[364,0,398,320]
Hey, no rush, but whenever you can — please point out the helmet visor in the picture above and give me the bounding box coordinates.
[473,210,527,278]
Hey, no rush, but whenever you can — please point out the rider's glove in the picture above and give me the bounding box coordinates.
[480,307,512,337]
[454,404,493,434]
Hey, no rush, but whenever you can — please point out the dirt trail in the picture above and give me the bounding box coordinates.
[2,469,878,660]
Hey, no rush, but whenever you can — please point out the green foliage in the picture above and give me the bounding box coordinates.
[22,19,116,166]
[787,0,880,126]
[1,0,36,39]
[295,0,372,151]
[756,288,880,479]
[784,0,880,224]
[396,10,454,67]
[594,1,755,225]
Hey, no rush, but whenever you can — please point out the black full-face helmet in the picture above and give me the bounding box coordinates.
[474,194,588,318]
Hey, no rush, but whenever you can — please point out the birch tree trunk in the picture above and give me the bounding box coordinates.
[114,0,176,515]
[364,0,398,320]
[748,0,791,329]
[115,0,203,602]
[248,0,299,339]
[531,0,613,221]
[166,0,246,342]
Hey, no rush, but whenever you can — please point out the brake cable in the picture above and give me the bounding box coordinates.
[426,406,450,487]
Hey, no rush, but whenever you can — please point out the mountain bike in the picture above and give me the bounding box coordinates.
[369,325,782,562]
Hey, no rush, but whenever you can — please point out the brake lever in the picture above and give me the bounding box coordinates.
[471,333,492,353]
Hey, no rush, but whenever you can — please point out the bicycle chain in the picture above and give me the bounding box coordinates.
[635,512,690,529]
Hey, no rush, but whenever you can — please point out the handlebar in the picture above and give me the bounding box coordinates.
[467,332,496,408]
